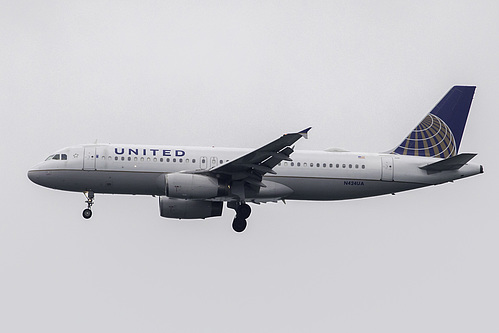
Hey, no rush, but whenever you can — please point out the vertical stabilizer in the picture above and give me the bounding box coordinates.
[392,86,476,158]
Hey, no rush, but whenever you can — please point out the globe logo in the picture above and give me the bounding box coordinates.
[393,114,456,158]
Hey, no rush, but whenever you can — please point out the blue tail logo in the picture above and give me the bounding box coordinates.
[392,86,476,158]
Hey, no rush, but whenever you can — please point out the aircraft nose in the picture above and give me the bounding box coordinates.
[27,168,47,186]
[27,169,39,184]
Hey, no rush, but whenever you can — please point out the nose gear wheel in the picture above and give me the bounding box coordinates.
[82,191,94,219]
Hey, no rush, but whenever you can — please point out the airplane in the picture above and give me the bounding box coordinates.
[28,86,483,232]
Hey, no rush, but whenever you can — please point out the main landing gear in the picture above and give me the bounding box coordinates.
[82,191,94,219]
[229,202,251,233]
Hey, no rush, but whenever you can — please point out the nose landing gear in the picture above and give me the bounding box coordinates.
[229,202,251,233]
[82,191,94,219]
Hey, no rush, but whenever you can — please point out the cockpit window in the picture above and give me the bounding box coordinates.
[45,154,66,161]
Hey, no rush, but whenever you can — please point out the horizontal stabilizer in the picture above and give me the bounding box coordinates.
[419,153,477,171]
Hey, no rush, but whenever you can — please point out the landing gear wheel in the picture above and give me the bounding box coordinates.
[237,203,251,219]
[82,208,92,219]
[82,191,95,219]
[232,217,247,233]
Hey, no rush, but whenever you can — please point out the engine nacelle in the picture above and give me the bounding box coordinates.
[159,197,223,219]
[165,173,229,199]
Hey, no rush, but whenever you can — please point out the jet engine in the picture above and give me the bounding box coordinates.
[165,173,229,199]
[159,197,223,219]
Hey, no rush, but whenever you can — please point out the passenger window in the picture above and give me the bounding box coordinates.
[115,156,118,161]
[192,159,196,163]
[304,163,307,167]
[134,157,138,161]
[362,165,366,169]
[179,158,182,163]
[349,164,352,168]
[329,163,333,168]
[220,160,223,164]
[291,162,294,166]
[173,158,176,162]
[355,164,359,169]
[284,162,288,166]
[322,163,326,168]
[336,164,339,168]
[153,157,157,162]
[140,157,144,162]
[166,158,170,162]
[160,158,163,162]
[342,164,346,168]
[121,157,125,161]
[310,163,313,167]
[297,162,301,167]
[128,157,131,161]
[147,157,151,162]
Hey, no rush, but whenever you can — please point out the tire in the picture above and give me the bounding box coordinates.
[237,204,251,219]
[232,217,247,233]
[82,208,92,219]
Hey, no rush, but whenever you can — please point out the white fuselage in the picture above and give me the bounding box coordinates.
[27,144,482,201]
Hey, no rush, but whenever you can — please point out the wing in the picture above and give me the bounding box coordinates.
[203,127,310,193]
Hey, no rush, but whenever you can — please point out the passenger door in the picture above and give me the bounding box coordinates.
[381,156,394,181]
[83,146,97,170]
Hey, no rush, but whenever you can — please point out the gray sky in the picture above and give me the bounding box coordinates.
[1,1,498,332]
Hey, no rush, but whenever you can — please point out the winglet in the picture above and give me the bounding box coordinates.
[299,127,312,139]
